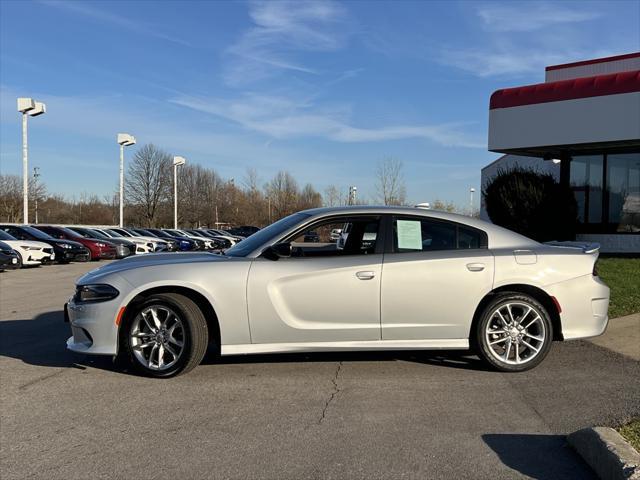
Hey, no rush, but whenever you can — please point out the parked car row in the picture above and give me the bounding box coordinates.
[0,223,260,271]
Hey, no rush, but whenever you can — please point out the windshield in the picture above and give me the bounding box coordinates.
[225,213,310,257]
[106,229,124,238]
[0,230,15,240]
[22,226,54,240]
[60,227,83,238]
[86,229,108,239]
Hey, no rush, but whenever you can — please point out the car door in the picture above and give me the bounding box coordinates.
[247,215,383,344]
[381,215,494,340]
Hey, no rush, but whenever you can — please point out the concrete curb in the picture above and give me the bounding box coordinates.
[568,427,640,480]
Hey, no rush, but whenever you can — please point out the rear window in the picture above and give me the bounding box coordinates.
[392,217,487,253]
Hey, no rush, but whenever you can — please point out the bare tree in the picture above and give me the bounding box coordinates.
[298,183,323,210]
[0,174,23,222]
[374,157,406,205]
[266,171,299,218]
[126,144,171,227]
[431,199,457,213]
[323,184,344,207]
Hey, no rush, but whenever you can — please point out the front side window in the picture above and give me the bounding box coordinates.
[392,217,486,253]
[287,216,381,257]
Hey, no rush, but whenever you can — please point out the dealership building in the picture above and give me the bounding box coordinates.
[482,52,640,253]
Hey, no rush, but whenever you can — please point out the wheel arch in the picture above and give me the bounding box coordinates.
[118,286,221,354]
[470,284,563,345]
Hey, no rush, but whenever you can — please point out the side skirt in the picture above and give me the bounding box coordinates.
[221,339,469,356]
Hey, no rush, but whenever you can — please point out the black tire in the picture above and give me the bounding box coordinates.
[475,293,553,372]
[123,293,208,378]
[15,252,23,269]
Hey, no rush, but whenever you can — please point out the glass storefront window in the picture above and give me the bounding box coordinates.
[607,153,640,233]
[570,155,603,225]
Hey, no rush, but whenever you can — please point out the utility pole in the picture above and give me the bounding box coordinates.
[33,167,40,224]
[348,185,357,205]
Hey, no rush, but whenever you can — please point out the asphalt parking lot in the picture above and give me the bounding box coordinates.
[1,261,639,479]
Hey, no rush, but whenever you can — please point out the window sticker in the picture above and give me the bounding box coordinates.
[397,220,422,250]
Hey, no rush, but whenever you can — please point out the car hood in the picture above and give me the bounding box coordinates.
[48,238,85,249]
[3,239,51,249]
[78,252,237,283]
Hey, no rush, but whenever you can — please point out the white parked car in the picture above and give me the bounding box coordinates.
[0,229,55,267]
[98,228,161,254]
[65,206,609,378]
[165,229,217,250]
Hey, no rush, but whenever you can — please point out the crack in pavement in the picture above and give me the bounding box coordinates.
[318,361,342,424]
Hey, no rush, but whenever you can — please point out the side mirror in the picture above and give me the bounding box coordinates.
[263,242,292,260]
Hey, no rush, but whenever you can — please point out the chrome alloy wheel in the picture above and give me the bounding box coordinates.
[130,305,185,371]
[484,302,546,366]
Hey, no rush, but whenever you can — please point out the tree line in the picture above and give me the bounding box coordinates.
[0,145,470,227]
[0,145,422,227]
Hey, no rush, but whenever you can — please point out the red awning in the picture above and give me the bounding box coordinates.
[490,70,640,110]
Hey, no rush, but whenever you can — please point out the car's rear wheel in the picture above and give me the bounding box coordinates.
[124,293,208,378]
[476,293,553,372]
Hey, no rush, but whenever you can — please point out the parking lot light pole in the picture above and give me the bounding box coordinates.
[117,133,136,227]
[469,187,476,213]
[17,98,46,224]
[33,167,41,224]
[173,156,186,229]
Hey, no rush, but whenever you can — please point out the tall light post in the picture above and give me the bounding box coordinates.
[173,156,186,229]
[17,98,46,224]
[117,133,136,227]
[469,187,476,213]
[33,167,41,224]
[348,185,357,205]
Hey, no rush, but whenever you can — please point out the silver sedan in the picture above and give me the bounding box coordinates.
[65,206,610,377]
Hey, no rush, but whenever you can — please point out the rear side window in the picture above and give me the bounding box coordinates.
[392,217,487,253]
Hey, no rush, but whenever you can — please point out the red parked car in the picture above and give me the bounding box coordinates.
[33,225,117,261]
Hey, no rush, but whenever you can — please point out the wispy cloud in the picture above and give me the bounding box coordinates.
[436,2,612,77]
[39,0,192,47]
[438,46,592,78]
[170,93,484,148]
[477,2,602,32]
[223,0,351,85]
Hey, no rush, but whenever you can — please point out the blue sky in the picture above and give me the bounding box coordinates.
[1,0,638,208]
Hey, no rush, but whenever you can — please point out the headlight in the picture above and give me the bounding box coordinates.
[95,242,107,248]
[60,243,73,249]
[74,284,119,303]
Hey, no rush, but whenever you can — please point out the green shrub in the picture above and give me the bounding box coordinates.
[483,167,577,242]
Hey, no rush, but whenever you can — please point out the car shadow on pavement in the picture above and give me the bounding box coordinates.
[0,310,116,372]
[482,434,596,479]
[0,310,490,373]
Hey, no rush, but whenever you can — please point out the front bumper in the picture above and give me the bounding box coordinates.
[65,297,120,355]
[97,248,117,259]
[58,248,90,262]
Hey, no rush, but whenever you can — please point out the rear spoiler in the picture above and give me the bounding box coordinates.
[543,241,600,254]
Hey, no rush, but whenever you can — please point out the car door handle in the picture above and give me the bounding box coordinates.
[356,271,375,280]
[466,263,485,272]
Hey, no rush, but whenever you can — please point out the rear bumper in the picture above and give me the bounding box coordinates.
[545,274,610,340]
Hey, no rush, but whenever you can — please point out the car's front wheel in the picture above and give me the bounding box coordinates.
[123,293,208,378]
[475,293,553,372]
